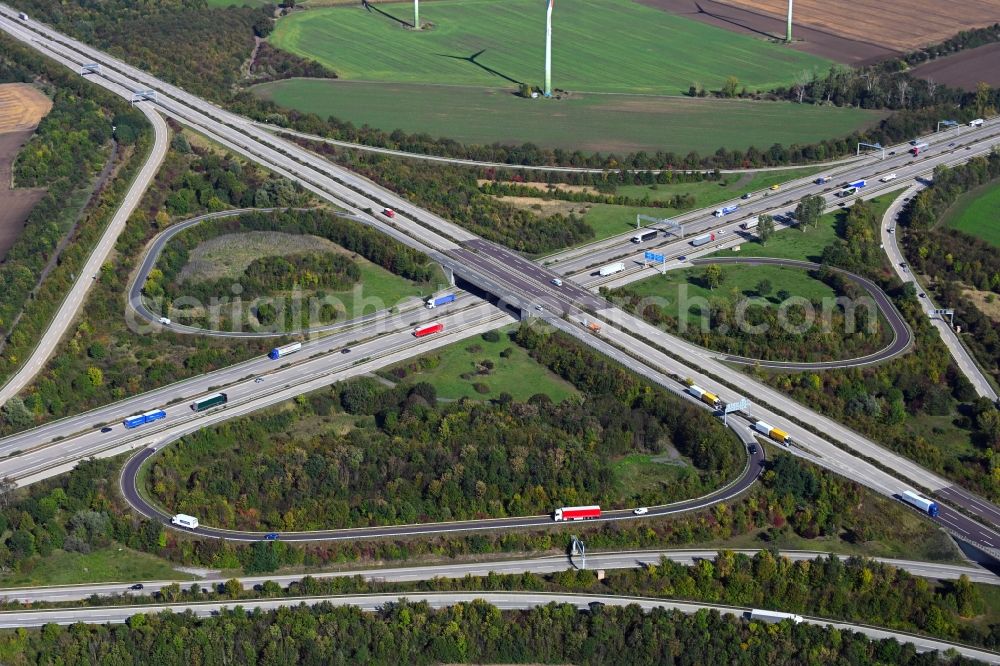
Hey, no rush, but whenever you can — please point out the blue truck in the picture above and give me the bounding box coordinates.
[268,342,302,360]
[426,293,456,309]
[123,408,167,429]
[713,204,739,218]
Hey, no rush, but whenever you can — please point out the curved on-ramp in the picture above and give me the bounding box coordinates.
[127,207,428,339]
[677,256,913,370]
[120,424,765,543]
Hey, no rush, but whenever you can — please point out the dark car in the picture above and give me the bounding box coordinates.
[919,292,926,298]
[948,142,956,147]
[741,193,751,200]
[264,532,280,541]
[677,255,687,262]
[100,426,113,433]
[900,262,908,268]
[129,583,144,591]
[748,444,758,455]
[341,348,351,354]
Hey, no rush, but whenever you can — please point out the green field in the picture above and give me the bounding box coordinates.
[382,327,578,401]
[942,181,1000,246]
[254,79,882,155]
[0,547,193,587]
[621,264,837,326]
[271,0,833,94]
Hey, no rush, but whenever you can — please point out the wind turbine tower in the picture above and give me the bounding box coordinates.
[544,0,553,96]
[785,0,793,42]
[414,0,420,30]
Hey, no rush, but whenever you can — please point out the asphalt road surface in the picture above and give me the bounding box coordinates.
[1,548,994,606]
[0,592,996,661]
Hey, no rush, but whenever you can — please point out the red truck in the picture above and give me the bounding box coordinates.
[553,505,601,521]
[413,322,444,337]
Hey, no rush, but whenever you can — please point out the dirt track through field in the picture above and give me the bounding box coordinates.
[0,83,53,261]
[710,0,1000,52]
[636,0,896,64]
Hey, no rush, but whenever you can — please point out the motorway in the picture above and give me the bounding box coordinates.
[4,7,1000,561]
[0,104,168,407]
[2,548,996,605]
[118,425,763,541]
[0,591,996,661]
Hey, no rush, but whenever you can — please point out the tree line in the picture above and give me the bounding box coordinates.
[478,180,697,210]
[0,36,152,392]
[2,599,980,666]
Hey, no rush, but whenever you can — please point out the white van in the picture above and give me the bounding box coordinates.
[880,173,897,182]
[171,514,199,529]
[158,317,171,326]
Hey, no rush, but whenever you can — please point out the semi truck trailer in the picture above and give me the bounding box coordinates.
[910,142,929,156]
[191,392,228,412]
[599,262,626,277]
[749,609,804,624]
[414,322,444,337]
[685,384,720,408]
[713,205,739,218]
[268,342,302,360]
[753,420,791,444]
[901,490,940,517]
[553,505,601,521]
[123,408,166,429]
[741,218,759,230]
[426,293,456,309]
[690,233,716,247]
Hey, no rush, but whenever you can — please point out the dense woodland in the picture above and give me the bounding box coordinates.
[147,327,741,530]
[0,601,983,666]
[0,139,317,433]
[609,267,885,363]
[0,36,151,389]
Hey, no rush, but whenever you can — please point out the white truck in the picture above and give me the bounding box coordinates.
[880,173,897,182]
[171,514,199,529]
[970,118,984,128]
[749,609,804,624]
[741,218,759,231]
[598,262,626,277]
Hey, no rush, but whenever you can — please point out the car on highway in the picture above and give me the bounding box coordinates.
[254,376,264,383]
[264,533,280,540]
[551,278,563,286]
[633,507,648,515]
[889,151,896,155]
[341,348,351,354]
[919,292,926,298]
[100,426,113,433]
[382,208,395,218]
[677,255,687,262]
[888,227,895,234]
[748,443,758,455]
[129,583,144,591]
[534,304,543,311]
[158,317,171,326]
[948,142,956,147]
[900,262,908,268]
[741,193,751,200]
[769,184,780,191]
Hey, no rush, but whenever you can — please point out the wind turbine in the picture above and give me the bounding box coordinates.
[414,0,420,30]
[785,0,793,42]
[544,0,553,96]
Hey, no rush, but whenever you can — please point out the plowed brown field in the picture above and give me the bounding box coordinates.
[716,0,1000,52]
[910,43,1000,90]
[0,83,53,261]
